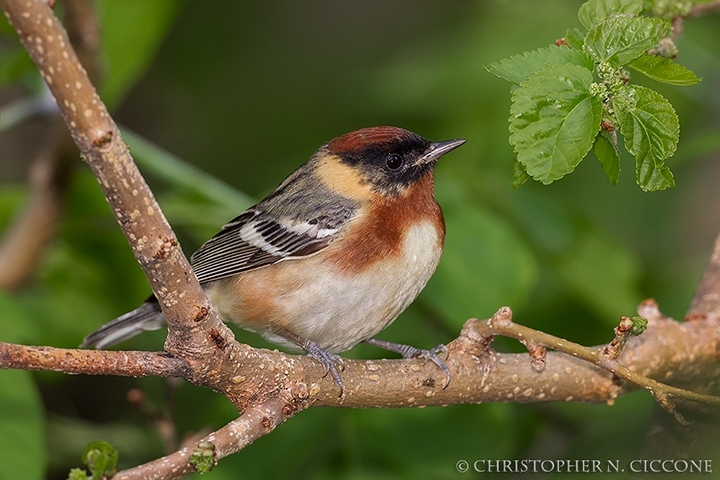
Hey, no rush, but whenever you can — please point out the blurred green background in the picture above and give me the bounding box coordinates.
[1,0,719,479]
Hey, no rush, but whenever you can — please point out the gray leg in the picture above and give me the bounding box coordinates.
[364,338,451,388]
[273,328,346,396]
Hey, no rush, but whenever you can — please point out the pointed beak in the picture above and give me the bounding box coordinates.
[419,138,466,165]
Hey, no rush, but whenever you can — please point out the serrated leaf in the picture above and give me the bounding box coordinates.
[565,27,586,50]
[83,441,118,480]
[485,45,594,85]
[593,130,621,185]
[578,0,643,30]
[584,16,670,66]
[509,64,602,184]
[629,55,701,85]
[512,160,531,188]
[68,468,90,480]
[616,85,678,191]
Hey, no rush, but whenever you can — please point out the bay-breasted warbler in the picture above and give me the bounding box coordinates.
[82,126,466,394]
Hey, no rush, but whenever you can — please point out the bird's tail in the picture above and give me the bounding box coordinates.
[81,300,165,349]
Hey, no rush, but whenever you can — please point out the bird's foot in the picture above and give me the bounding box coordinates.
[271,328,346,396]
[365,338,451,389]
[303,340,346,396]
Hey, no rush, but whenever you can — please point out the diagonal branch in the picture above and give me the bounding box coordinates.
[112,397,300,480]
[0,0,228,357]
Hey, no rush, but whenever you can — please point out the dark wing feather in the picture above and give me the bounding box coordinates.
[190,207,348,285]
[190,160,359,285]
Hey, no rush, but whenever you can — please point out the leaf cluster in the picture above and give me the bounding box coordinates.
[487,0,701,191]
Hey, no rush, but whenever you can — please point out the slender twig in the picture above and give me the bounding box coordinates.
[671,0,720,38]
[475,307,720,412]
[113,397,299,480]
[0,341,187,378]
[601,316,636,360]
[127,387,178,455]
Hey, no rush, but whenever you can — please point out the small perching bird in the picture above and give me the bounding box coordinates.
[82,126,466,394]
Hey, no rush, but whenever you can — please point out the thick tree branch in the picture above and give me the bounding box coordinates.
[2,302,719,411]
[0,0,230,358]
[646,229,720,452]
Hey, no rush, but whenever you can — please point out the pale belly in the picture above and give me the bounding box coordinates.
[205,221,443,353]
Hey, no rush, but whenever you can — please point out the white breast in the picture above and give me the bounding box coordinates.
[259,220,443,352]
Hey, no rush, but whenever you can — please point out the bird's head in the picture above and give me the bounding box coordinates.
[317,126,466,199]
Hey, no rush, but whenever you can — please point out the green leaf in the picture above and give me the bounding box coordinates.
[616,85,678,191]
[485,45,594,85]
[578,0,643,30]
[509,64,602,184]
[593,130,621,185]
[631,316,648,335]
[565,27,586,50]
[629,54,702,86]
[584,16,670,66]
[0,370,45,480]
[512,160,531,188]
[82,441,118,480]
[189,441,216,474]
[96,0,182,109]
[67,468,90,480]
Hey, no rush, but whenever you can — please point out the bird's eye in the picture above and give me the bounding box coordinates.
[385,154,403,170]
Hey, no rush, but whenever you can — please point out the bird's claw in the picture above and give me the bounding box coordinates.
[364,338,451,389]
[402,344,451,389]
[304,340,346,396]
